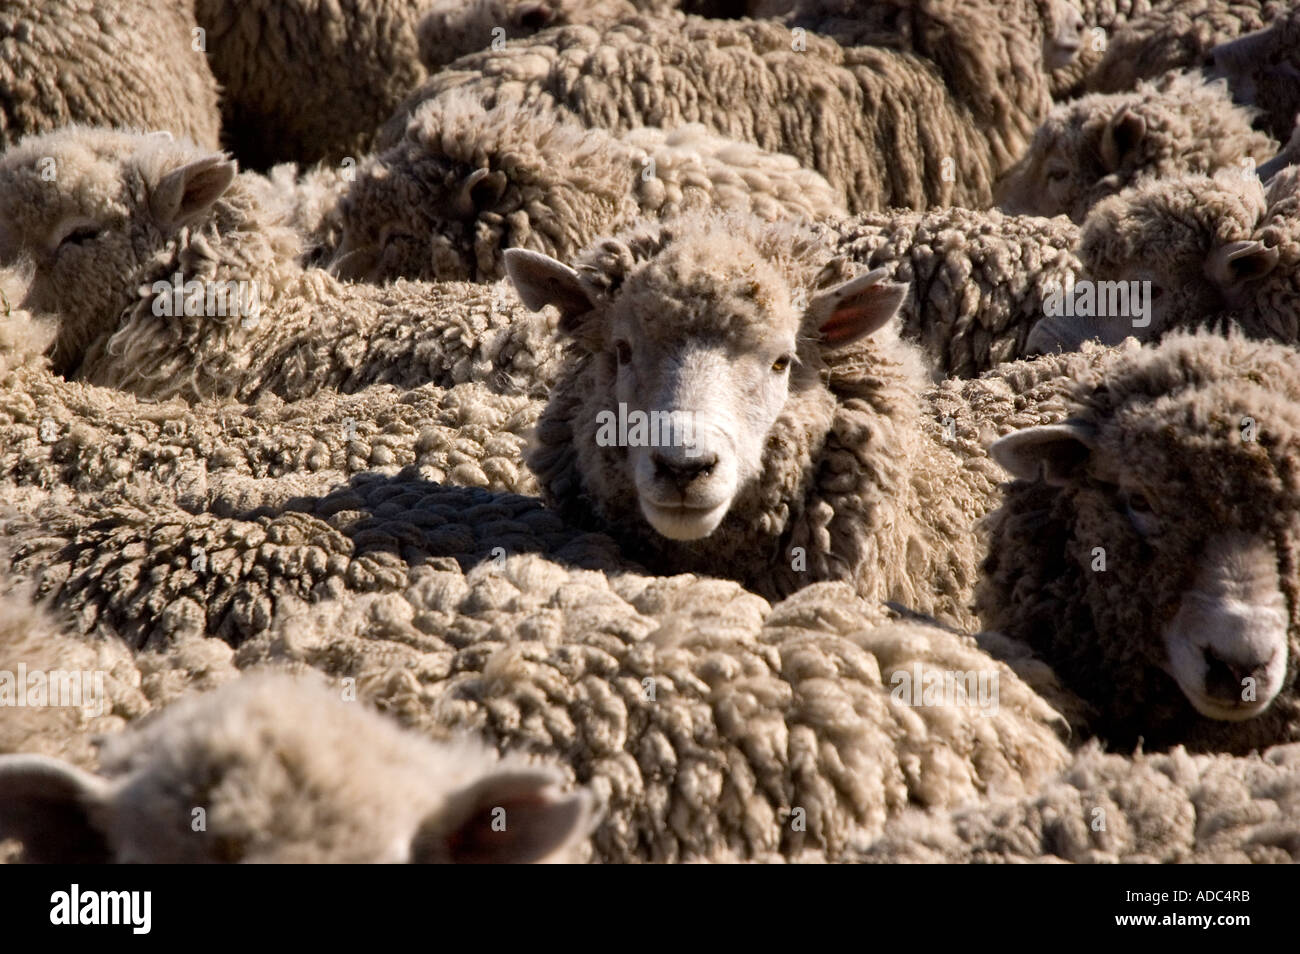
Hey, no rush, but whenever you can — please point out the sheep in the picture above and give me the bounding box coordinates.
[996,71,1277,224]
[192,0,440,169]
[1088,0,1291,95]
[232,575,1071,863]
[331,94,846,283]
[0,127,563,404]
[817,207,1082,378]
[979,332,1300,754]
[0,0,221,151]
[1026,170,1296,353]
[1210,6,1300,143]
[507,210,1093,627]
[857,741,1300,863]
[378,5,1055,213]
[0,673,596,863]
[1046,0,1156,99]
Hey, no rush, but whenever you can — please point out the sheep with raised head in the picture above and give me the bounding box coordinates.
[0,673,595,863]
[996,71,1276,224]
[0,0,221,151]
[0,127,563,403]
[508,210,1091,627]
[980,332,1300,754]
[1026,169,1297,353]
[331,94,845,283]
[379,4,1055,213]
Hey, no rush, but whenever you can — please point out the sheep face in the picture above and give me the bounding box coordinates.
[1027,174,1281,354]
[1041,0,1085,72]
[0,676,595,863]
[990,346,1300,731]
[506,240,906,543]
[997,97,1162,223]
[0,128,238,370]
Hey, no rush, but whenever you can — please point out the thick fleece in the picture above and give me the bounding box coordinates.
[820,208,1082,378]
[859,742,1300,863]
[332,94,845,283]
[379,6,1054,213]
[193,0,438,168]
[0,0,221,150]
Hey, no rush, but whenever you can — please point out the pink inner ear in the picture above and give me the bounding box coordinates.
[820,305,871,344]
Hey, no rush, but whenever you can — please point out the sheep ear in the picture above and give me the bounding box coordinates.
[1099,107,1146,172]
[504,248,597,332]
[150,155,237,231]
[805,268,908,349]
[454,168,509,218]
[0,754,115,863]
[991,422,1096,486]
[410,769,594,864]
[1206,239,1279,290]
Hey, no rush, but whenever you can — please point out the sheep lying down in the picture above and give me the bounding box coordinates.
[0,674,595,864]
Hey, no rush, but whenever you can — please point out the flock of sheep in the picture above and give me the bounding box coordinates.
[1,0,1299,864]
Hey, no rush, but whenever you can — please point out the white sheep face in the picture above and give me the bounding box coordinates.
[506,241,908,543]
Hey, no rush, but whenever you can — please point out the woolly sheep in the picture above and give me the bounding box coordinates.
[379,6,1054,213]
[818,207,1082,378]
[996,71,1276,224]
[858,741,1300,863]
[0,0,221,151]
[0,673,596,863]
[507,211,1088,626]
[193,0,438,168]
[1088,0,1290,95]
[1047,0,1155,99]
[980,333,1300,754]
[1210,6,1300,143]
[1027,170,1294,353]
[0,128,562,403]
[331,94,846,283]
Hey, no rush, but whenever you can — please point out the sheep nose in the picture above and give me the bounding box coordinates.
[1201,647,1271,704]
[652,451,717,489]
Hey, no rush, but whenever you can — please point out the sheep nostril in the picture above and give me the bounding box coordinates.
[652,452,717,488]
[1201,647,1270,703]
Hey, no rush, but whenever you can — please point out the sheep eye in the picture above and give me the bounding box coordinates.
[614,340,632,365]
[771,355,792,373]
[1124,491,1160,536]
[58,225,102,248]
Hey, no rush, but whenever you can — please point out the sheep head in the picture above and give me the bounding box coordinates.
[996,74,1271,224]
[983,333,1300,748]
[1210,10,1300,142]
[1041,0,1085,72]
[0,127,241,372]
[0,675,595,863]
[1027,172,1285,355]
[507,220,906,543]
